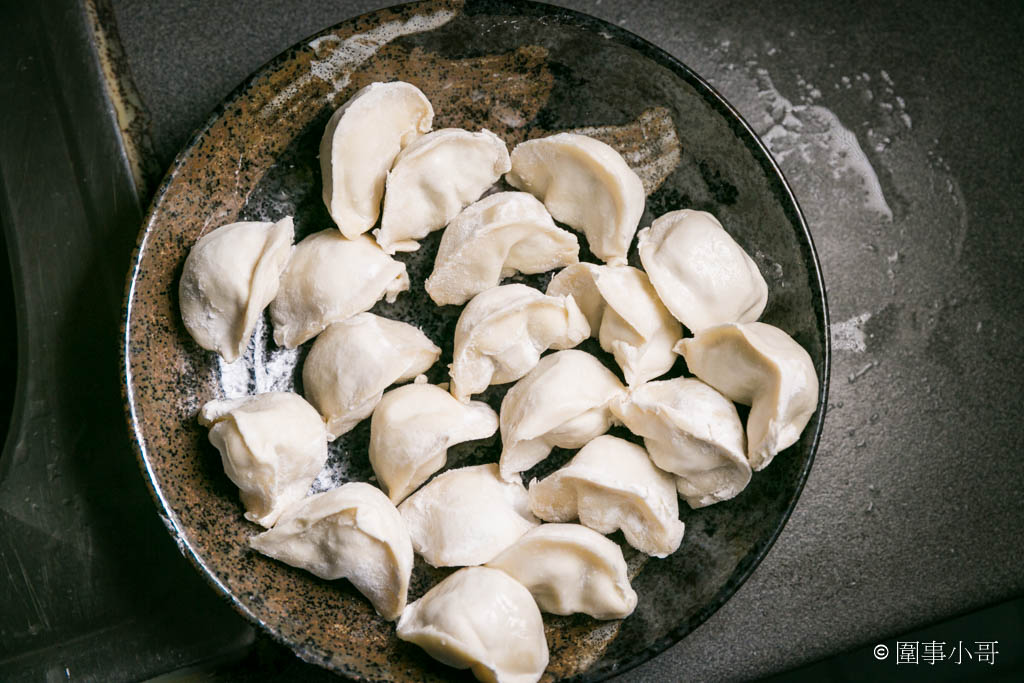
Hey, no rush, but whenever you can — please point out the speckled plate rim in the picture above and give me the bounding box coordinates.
[120,0,831,679]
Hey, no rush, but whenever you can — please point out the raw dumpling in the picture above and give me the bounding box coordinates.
[528,435,684,557]
[396,566,548,683]
[611,377,751,508]
[269,230,409,348]
[547,263,681,386]
[675,322,818,471]
[499,350,625,482]
[638,209,768,332]
[303,313,440,440]
[505,132,645,265]
[375,128,511,253]
[449,284,590,402]
[398,463,538,567]
[486,523,637,619]
[424,192,579,306]
[249,482,412,620]
[198,392,327,528]
[319,81,433,238]
[179,217,293,362]
[370,383,498,504]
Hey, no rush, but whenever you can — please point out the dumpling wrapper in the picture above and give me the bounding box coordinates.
[424,192,579,306]
[611,377,751,508]
[528,435,684,558]
[397,566,548,683]
[198,392,327,528]
[547,263,681,386]
[319,81,433,238]
[505,132,645,265]
[638,209,768,332]
[303,313,440,440]
[179,217,293,362]
[270,230,409,348]
[249,482,412,621]
[486,523,637,619]
[398,463,538,567]
[370,383,498,504]
[675,322,818,471]
[375,128,511,253]
[449,284,590,402]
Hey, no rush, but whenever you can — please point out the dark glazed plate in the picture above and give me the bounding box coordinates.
[122,0,829,680]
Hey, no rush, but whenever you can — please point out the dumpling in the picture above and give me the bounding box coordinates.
[449,284,590,402]
[486,523,637,619]
[369,383,498,504]
[248,482,412,620]
[498,350,625,482]
[396,566,548,683]
[319,81,433,238]
[675,322,818,471]
[424,192,579,306]
[398,464,538,567]
[179,217,293,362]
[547,263,681,386]
[505,132,645,265]
[198,392,327,528]
[374,128,511,253]
[638,209,768,332]
[528,435,684,557]
[611,377,751,508]
[303,313,440,440]
[269,230,409,348]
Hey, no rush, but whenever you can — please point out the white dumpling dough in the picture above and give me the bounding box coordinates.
[370,383,498,504]
[449,284,590,402]
[547,263,681,386]
[675,322,819,470]
[528,435,684,557]
[505,132,645,265]
[269,230,409,348]
[179,217,293,362]
[638,209,768,332]
[424,192,579,306]
[319,81,433,238]
[398,464,538,567]
[499,349,625,482]
[303,313,440,439]
[375,128,511,253]
[486,523,637,619]
[611,377,751,508]
[198,392,327,528]
[397,566,548,683]
[248,482,412,620]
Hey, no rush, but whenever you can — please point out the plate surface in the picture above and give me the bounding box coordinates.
[122,0,829,679]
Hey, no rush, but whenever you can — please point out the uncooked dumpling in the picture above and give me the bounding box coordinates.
[449,284,590,402]
[638,209,767,332]
[370,383,498,504]
[547,263,681,386]
[398,464,538,567]
[375,128,511,253]
[505,132,645,265]
[179,217,293,362]
[249,482,412,620]
[486,523,637,619]
[675,322,818,471]
[198,392,327,528]
[396,566,548,683]
[269,230,409,348]
[611,377,751,508]
[424,192,579,306]
[319,81,433,238]
[528,435,684,557]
